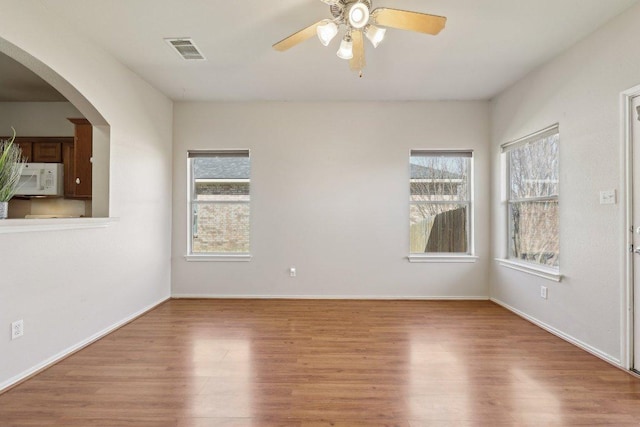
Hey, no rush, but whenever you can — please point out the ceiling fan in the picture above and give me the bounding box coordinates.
[272,0,447,76]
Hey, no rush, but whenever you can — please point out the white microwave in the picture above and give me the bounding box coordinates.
[15,163,64,197]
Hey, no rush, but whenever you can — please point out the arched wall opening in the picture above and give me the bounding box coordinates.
[0,37,110,218]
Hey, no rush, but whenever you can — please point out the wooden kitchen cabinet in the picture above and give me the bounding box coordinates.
[4,138,71,163]
[15,141,32,162]
[32,142,62,162]
[62,141,75,198]
[65,118,92,198]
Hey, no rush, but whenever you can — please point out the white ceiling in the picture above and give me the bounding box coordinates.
[6,0,640,102]
[0,52,65,102]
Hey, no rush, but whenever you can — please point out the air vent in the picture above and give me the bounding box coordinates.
[165,38,205,60]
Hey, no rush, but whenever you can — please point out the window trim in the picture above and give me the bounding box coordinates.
[184,254,252,262]
[500,124,559,152]
[501,124,559,271]
[186,149,251,260]
[409,149,475,259]
[496,258,563,282]
[409,254,479,263]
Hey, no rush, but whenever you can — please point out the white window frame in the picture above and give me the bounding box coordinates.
[498,124,561,281]
[185,150,251,262]
[408,150,477,263]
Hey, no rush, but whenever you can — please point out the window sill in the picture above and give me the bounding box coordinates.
[408,254,478,263]
[0,217,118,234]
[184,254,252,262]
[496,258,562,282]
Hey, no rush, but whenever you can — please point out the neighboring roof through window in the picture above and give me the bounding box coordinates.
[193,157,250,180]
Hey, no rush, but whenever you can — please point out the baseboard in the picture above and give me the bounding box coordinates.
[171,294,490,300]
[0,296,170,393]
[490,297,621,367]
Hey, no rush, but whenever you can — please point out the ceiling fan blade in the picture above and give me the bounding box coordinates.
[273,21,325,52]
[371,8,446,35]
[349,30,366,72]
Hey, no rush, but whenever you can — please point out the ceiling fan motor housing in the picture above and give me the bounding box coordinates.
[331,0,372,28]
[348,2,370,28]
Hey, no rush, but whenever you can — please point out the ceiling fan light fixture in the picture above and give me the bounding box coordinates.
[364,24,386,48]
[336,36,353,60]
[348,2,370,29]
[317,21,339,46]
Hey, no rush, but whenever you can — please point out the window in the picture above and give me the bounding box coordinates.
[188,150,250,257]
[502,125,559,268]
[410,150,473,255]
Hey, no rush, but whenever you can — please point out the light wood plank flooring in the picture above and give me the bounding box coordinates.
[1,299,640,426]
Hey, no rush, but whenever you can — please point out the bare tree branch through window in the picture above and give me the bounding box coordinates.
[504,128,559,267]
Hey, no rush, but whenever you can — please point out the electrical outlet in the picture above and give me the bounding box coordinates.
[599,189,616,205]
[289,267,296,277]
[11,320,24,340]
[540,286,548,300]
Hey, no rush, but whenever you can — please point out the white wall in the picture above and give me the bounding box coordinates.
[173,102,490,298]
[0,102,81,136]
[0,2,173,389]
[490,2,640,363]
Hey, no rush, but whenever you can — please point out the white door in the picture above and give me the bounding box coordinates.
[633,94,640,372]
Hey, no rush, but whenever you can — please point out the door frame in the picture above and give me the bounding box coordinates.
[622,84,640,371]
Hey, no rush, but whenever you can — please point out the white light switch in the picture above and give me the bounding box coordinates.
[599,190,616,205]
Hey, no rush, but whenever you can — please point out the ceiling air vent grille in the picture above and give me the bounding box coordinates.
[165,38,205,60]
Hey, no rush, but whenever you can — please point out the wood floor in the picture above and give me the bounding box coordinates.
[1,299,640,426]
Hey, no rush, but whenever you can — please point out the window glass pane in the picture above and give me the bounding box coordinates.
[192,203,250,253]
[509,200,559,267]
[509,133,559,200]
[189,152,250,255]
[409,151,471,255]
[195,182,250,202]
[410,203,468,253]
[410,155,470,202]
[193,156,250,180]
